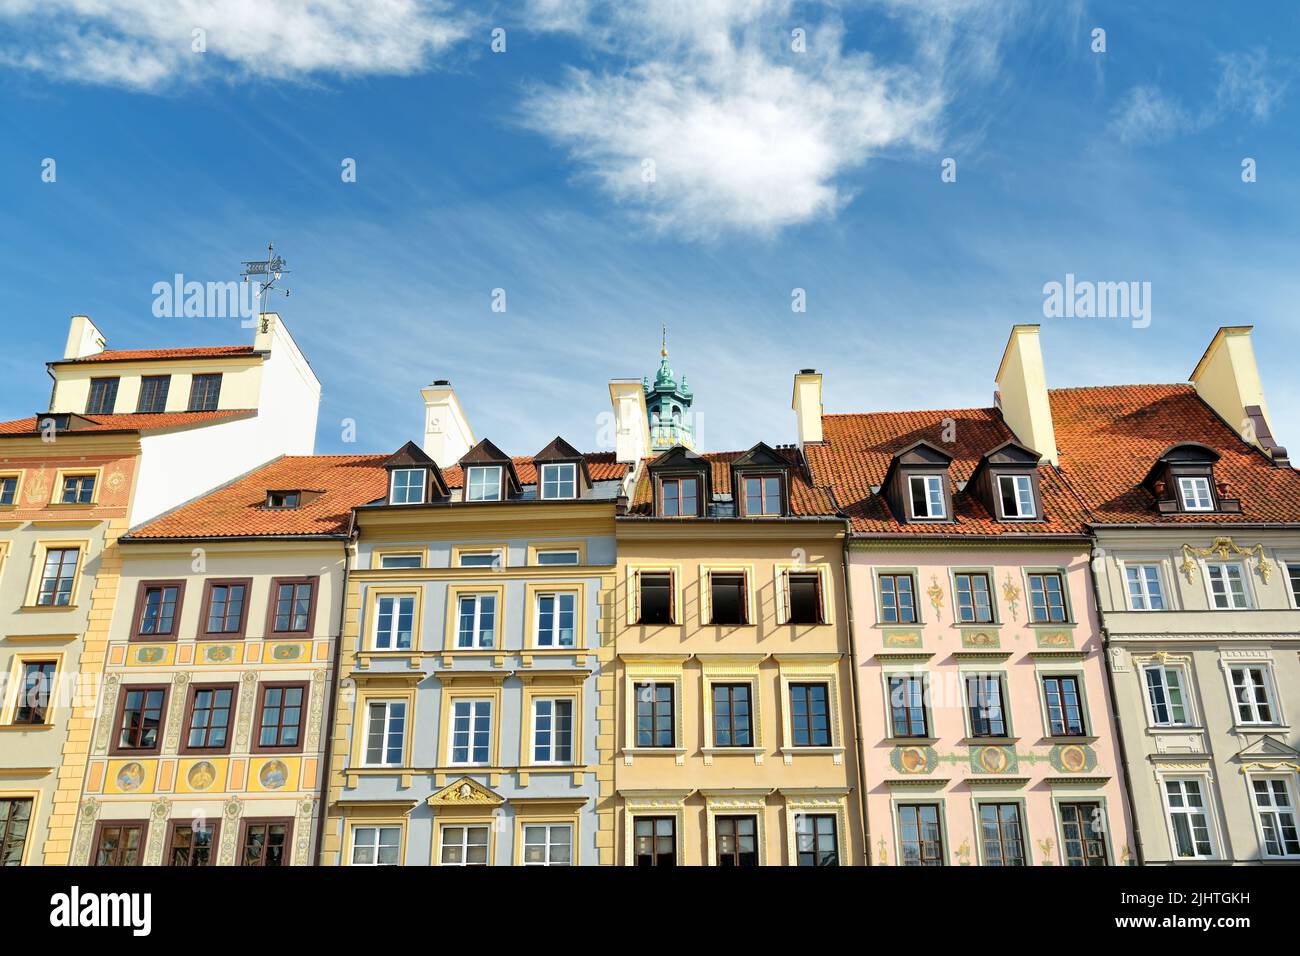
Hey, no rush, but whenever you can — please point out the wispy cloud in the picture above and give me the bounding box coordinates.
[1109,84,1195,145]
[0,0,470,90]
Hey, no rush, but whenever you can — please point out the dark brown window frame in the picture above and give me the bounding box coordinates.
[954,572,995,624]
[789,681,832,747]
[979,802,1026,866]
[109,683,170,756]
[633,680,675,748]
[199,577,253,639]
[251,681,309,754]
[129,579,187,642]
[711,682,754,747]
[12,659,57,725]
[178,682,238,756]
[1042,674,1087,737]
[1059,801,1108,866]
[1027,571,1069,624]
[187,373,223,412]
[738,471,784,517]
[714,814,759,866]
[164,817,221,867]
[266,576,319,636]
[632,815,677,866]
[897,803,945,866]
[85,376,120,415]
[136,374,171,413]
[636,571,675,625]
[785,571,825,625]
[657,474,702,518]
[878,572,917,624]
[238,817,295,867]
[0,797,34,864]
[90,819,146,866]
[708,571,749,626]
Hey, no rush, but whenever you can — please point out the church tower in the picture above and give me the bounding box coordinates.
[644,327,695,451]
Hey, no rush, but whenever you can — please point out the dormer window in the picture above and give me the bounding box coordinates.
[742,475,782,516]
[391,468,426,505]
[909,475,946,519]
[466,466,503,502]
[266,491,300,509]
[1143,443,1238,515]
[539,463,577,500]
[661,476,699,517]
[998,474,1036,518]
[1177,476,1214,512]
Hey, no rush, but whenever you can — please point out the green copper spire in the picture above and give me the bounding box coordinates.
[644,326,695,451]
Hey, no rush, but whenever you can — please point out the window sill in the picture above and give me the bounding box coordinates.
[1233,724,1290,735]
[0,723,54,732]
[1145,725,1204,734]
[777,745,845,766]
[959,737,1019,746]
[1040,735,1098,745]
[707,622,756,628]
[19,605,78,613]
[622,746,686,767]
[1028,620,1078,628]
[883,737,938,746]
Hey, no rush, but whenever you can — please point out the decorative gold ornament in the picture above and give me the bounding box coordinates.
[1179,537,1272,583]
[1001,574,1022,620]
[926,576,945,619]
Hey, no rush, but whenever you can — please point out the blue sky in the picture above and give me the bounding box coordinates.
[1,1,1297,458]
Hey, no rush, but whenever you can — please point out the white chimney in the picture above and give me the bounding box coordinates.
[421,381,475,468]
[994,324,1058,465]
[792,369,824,447]
[1190,326,1284,458]
[65,315,105,360]
[608,379,651,465]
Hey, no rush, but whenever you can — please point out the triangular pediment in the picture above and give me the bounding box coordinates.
[426,776,505,807]
[533,436,584,463]
[1233,735,1300,762]
[730,441,791,470]
[383,440,435,468]
[649,444,706,471]
[891,440,953,467]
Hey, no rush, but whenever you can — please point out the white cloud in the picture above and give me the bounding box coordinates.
[1215,49,1287,121]
[1108,85,1194,145]
[0,0,469,90]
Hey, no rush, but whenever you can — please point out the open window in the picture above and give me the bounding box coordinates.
[638,572,674,625]
[786,572,824,625]
[709,572,748,626]
[966,441,1043,522]
[1142,443,1239,514]
[881,441,953,524]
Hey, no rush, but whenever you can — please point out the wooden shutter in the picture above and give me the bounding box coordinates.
[668,571,677,625]
[813,571,825,624]
[741,572,750,625]
[777,568,791,624]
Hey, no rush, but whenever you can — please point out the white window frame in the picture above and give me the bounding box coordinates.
[535,591,577,648]
[372,594,415,651]
[1228,664,1278,726]
[1142,662,1193,728]
[1249,775,1300,860]
[390,468,425,505]
[1205,561,1251,610]
[458,549,503,569]
[1177,476,1215,512]
[997,474,1036,518]
[1286,560,1300,609]
[363,700,407,768]
[1124,563,1166,611]
[535,549,580,566]
[439,824,490,866]
[465,466,503,502]
[349,825,402,866]
[449,698,493,766]
[1161,777,1218,860]
[522,823,573,866]
[456,593,497,648]
[539,462,577,500]
[908,475,945,519]
[531,697,575,765]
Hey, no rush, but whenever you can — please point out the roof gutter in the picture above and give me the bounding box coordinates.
[313,520,355,866]
[838,516,872,865]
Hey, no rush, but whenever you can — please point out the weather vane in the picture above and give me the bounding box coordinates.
[240,241,291,329]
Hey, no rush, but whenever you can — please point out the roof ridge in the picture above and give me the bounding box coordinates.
[822,406,998,419]
[1049,382,1190,394]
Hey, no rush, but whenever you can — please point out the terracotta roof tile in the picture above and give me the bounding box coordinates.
[0,410,254,435]
[441,452,627,489]
[1049,384,1300,524]
[52,346,258,364]
[128,454,388,539]
[628,447,838,517]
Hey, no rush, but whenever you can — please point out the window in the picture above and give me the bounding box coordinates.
[456,593,497,648]
[709,572,748,626]
[113,685,167,753]
[965,674,1007,738]
[37,547,80,606]
[187,373,222,411]
[898,804,943,866]
[0,476,16,506]
[1207,563,1250,609]
[1178,476,1214,511]
[786,572,824,624]
[0,799,33,866]
[379,553,422,569]
[879,573,916,624]
[1059,802,1108,866]
[1164,779,1215,859]
[240,819,291,867]
[908,474,945,519]
[166,821,218,866]
[540,462,577,500]
[133,581,182,639]
[796,814,838,866]
[660,476,698,517]
[465,466,502,502]
[979,803,1026,865]
[742,475,781,516]
[390,468,425,505]
[1229,666,1276,725]
[60,474,95,504]
[532,698,574,764]
[997,474,1036,518]
[364,700,406,766]
[373,595,415,650]
[91,821,144,866]
[1042,676,1085,737]
[523,824,572,865]
[182,684,234,753]
[535,550,579,566]
[888,675,928,738]
[1144,665,1190,727]
[441,825,490,865]
[1289,563,1300,607]
[633,817,676,866]
[202,579,249,637]
[136,375,170,413]
[536,592,576,647]
[458,550,501,568]
[266,491,300,509]
[13,660,56,725]
[955,572,993,623]
[269,578,315,633]
[85,377,119,414]
[634,681,674,747]
[1126,564,1166,610]
[255,683,306,752]
[450,699,492,765]
[1251,778,1300,859]
[637,572,673,625]
[711,683,753,747]
[1027,572,1067,623]
[715,815,758,866]
[350,825,401,866]
[790,682,831,747]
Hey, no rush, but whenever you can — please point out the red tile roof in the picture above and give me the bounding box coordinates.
[441,452,628,489]
[51,346,259,365]
[1049,384,1300,524]
[629,447,838,517]
[128,455,389,539]
[0,410,254,435]
[804,408,1088,535]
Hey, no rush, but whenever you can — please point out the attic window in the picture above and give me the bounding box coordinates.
[266,491,301,509]
[741,475,782,517]
[539,463,577,500]
[1177,477,1214,512]
[1146,444,1237,515]
[466,466,503,502]
[909,475,946,519]
[998,474,1036,518]
[660,476,699,517]
[391,468,426,505]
